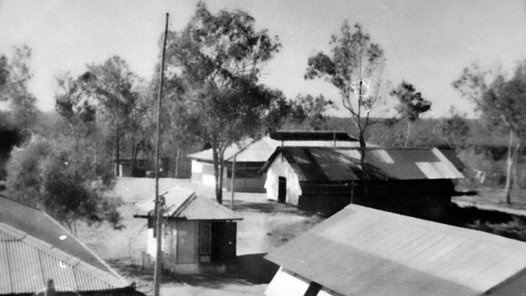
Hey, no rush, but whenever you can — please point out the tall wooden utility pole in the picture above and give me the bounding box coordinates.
[153,13,169,296]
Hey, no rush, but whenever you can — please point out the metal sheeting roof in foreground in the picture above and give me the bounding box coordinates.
[0,223,128,294]
[266,205,526,296]
[0,196,121,276]
[136,186,241,221]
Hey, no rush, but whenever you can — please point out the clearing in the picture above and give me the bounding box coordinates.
[76,177,324,295]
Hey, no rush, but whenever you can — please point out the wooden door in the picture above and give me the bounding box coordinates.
[278,177,287,203]
[176,221,197,264]
[211,222,237,263]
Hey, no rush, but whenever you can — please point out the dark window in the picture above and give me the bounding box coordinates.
[304,282,321,296]
[199,222,212,255]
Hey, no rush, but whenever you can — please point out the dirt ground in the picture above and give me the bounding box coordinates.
[76,177,324,296]
[453,182,526,218]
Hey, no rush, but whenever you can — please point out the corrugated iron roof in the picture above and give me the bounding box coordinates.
[186,135,364,163]
[136,186,241,221]
[266,204,526,296]
[0,223,128,294]
[0,196,122,277]
[262,147,464,182]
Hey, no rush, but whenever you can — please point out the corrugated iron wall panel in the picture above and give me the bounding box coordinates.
[39,250,78,292]
[0,224,128,295]
[73,267,114,291]
[7,239,43,293]
[0,231,13,294]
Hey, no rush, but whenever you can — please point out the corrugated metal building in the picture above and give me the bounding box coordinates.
[265,204,526,296]
[134,186,242,274]
[187,131,361,192]
[262,147,464,219]
[0,196,142,296]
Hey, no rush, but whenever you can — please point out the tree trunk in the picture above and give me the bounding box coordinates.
[212,143,223,204]
[404,120,413,148]
[132,142,140,176]
[115,123,120,176]
[131,130,136,175]
[218,161,224,204]
[505,131,520,204]
[359,131,370,206]
[175,149,181,178]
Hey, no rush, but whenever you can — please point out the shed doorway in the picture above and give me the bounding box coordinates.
[278,177,287,203]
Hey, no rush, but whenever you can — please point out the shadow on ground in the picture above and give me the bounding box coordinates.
[232,199,325,217]
[229,253,279,284]
[168,253,278,288]
[112,253,278,291]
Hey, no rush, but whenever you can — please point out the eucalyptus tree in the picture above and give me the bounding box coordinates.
[391,80,432,147]
[305,22,386,205]
[162,2,281,203]
[453,61,526,203]
[0,45,38,129]
[6,136,123,233]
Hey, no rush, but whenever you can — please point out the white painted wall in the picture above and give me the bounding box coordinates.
[265,267,310,296]
[265,267,339,296]
[191,160,203,173]
[146,222,177,260]
[264,153,302,206]
[202,174,216,187]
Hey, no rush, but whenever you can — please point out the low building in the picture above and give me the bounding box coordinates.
[262,146,464,219]
[0,195,143,296]
[265,204,526,296]
[187,131,361,192]
[115,157,170,177]
[134,186,242,274]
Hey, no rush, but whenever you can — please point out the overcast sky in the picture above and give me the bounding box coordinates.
[1,0,526,117]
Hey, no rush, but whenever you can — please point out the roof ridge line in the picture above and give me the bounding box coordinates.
[41,211,128,283]
[225,137,262,161]
[170,192,197,217]
[0,194,42,211]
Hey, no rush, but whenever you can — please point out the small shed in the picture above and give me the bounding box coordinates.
[262,146,464,219]
[187,131,361,192]
[265,204,526,296]
[134,186,242,274]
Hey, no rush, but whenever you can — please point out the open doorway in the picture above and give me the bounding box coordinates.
[278,177,286,203]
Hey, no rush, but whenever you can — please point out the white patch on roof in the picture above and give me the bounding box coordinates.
[338,149,361,160]
[372,149,394,164]
[416,162,447,179]
[432,148,464,179]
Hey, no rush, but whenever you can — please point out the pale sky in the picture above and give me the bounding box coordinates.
[1,0,526,117]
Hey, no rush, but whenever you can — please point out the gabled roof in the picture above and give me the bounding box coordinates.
[266,204,526,296]
[0,196,129,294]
[186,133,363,163]
[262,147,464,182]
[136,186,241,221]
